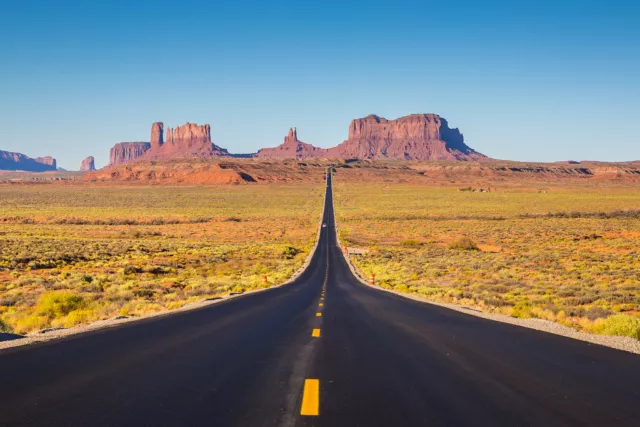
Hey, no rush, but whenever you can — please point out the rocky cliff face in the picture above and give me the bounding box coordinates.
[80,156,96,171]
[106,114,487,164]
[150,122,164,150]
[109,142,151,165]
[151,122,229,158]
[108,122,230,165]
[35,156,57,168]
[327,114,487,161]
[0,150,58,172]
[255,128,329,159]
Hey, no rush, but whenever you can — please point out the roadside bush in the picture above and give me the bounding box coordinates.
[282,246,301,259]
[447,237,479,251]
[63,309,95,328]
[593,314,640,340]
[584,306,611,320]
[394,284,410,293]
[0,318,12,332]
[400,239,422,247]
[36,291,84,318]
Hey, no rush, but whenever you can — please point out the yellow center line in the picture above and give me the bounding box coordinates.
[312,328,321,337]
[300,379,320,416]
[319,303,323,307]
[316,312,322,317]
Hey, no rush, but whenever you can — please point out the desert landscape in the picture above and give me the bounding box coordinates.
[1,113,639,342]
[0,183,323,334]
[333,174,640,339]
[4,3,640,424]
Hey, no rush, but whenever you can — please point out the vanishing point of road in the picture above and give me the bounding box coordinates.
[1,172,639,426]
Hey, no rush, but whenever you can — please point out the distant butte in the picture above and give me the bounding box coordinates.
[327,114,487,161]
[255,128,329,159]
[105,113,489,165]
[108,122,230,165]
[109,142,151,165]
[143,122,230,160]
[80,156,96,171]
[0,150,58,172]
[254,113,488,161]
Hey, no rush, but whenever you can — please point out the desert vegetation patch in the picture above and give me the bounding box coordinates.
[0,184,323,334]
[334,179,640,340]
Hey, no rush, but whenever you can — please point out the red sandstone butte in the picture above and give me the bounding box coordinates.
[253,114,487,160]
[143,122,230,160]
[327,114,487,161]
[255,128,329,159]
[150,122,164,150]
[109,142,151,165]
[108,122,230,165]
[80,156,96,171]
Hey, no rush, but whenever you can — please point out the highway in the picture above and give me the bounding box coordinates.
[1,172,639,426]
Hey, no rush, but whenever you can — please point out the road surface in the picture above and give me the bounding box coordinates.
[1,172,639,426]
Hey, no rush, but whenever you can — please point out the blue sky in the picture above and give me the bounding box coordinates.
[1,0,639,169]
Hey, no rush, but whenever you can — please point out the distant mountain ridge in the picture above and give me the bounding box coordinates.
[0,150,57,172]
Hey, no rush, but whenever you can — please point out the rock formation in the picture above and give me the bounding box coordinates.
[107,122,230,165]
[80,156,96,171]
[150,122,164,150]
[253,114,487,160]
[0,150,58,172]
[35,156,57,168]
[106,114,487,164]
[148,122,229,159]
[255,128,329,159]
[109,142,151,165]
[326,114,487,161]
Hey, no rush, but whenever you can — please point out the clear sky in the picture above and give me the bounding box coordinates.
[2,0,639,169]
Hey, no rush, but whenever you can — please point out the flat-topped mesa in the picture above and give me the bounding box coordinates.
[109,142,151,165]
[80,156,96,171]
[144,122,230,160]
[330,113,487,161]
[35,156,57,169]
[107,122,230,166]
[255,127,329,159]
[0,150,58,172]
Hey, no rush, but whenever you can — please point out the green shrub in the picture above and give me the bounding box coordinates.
[593,314,640,340]
[447,237,479,251]
[36,291,84,318]
[400,239,422,247]
[0,318,12,333]
[282,246,301,259]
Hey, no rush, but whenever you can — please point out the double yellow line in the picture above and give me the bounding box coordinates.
[302,283,326,416]
[300,209,330,418]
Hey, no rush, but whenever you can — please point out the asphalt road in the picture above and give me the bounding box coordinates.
[1,172,639,427]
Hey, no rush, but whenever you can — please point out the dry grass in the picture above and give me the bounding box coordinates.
[333,180,640,340]
[0,184,323,334]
